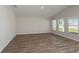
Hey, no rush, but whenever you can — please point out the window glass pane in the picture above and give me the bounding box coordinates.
[68,18,78,25]
[68,18,78,33]
[58,19,64,32]
[68,26,78,33]
[52,20,56,30]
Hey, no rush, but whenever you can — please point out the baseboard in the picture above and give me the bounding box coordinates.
[1,35,16,53]
[51,32,79,42]
[16,32,51,35]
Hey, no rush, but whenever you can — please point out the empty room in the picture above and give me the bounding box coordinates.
[0,5,79,53]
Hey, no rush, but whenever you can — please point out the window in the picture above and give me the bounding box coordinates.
[52,20,56,30]
[58,19,64,32]
[68,18,79,33]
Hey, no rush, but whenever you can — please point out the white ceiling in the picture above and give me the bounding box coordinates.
[14,5,69,18]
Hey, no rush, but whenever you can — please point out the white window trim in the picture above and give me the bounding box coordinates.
[52,20,57,31]
[58,19,64,32]
[67,17,79,34]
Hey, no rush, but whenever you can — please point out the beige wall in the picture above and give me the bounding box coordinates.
[51,6,79,41]
[0,6,16,52]
[16,16,50,35]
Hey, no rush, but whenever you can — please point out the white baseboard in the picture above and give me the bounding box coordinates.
[16,32,51,35]
[51,32,79,42]
[0,35,16,52]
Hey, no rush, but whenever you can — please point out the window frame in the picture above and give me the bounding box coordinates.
[52,20,57,31]
[58,19,64,32]
[67,17,79,34]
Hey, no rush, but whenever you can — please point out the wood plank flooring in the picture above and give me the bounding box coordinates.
[2,33,79,53]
